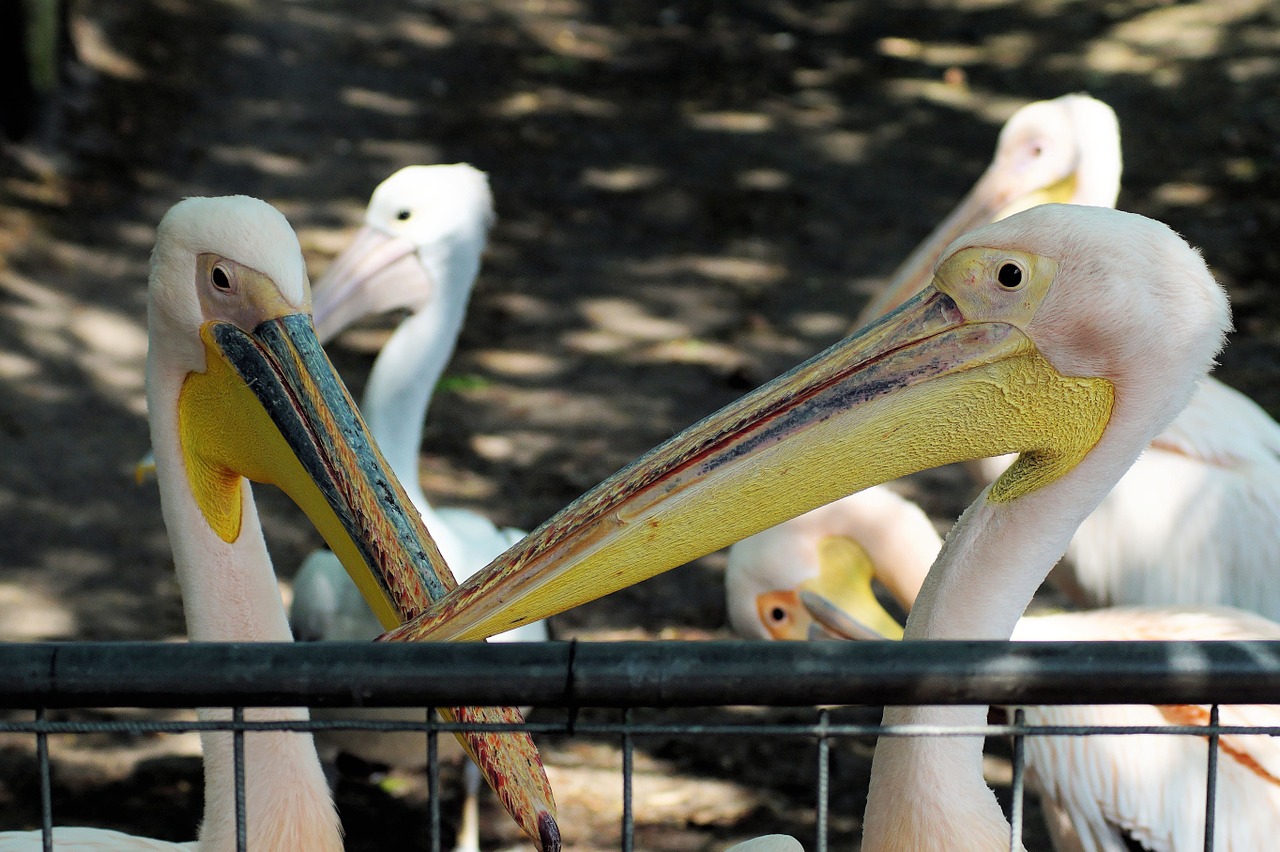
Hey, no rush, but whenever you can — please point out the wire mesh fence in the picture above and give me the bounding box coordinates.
[3,639,1280,851]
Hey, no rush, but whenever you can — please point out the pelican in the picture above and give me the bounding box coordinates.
[854,93,1121,326]
[0,197,558,851]
[307,162,502,552]
[288,164,545,852]
[858,93,1280,623]
[376,204,1230,848]
[730,486,1280,851]
[292,162,534,644]
[724,485,930,643]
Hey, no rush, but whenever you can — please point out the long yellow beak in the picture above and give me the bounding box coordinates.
[385,255,1114,645]
[801,585,904,643]
[178,309,560,851]
[754,537,903,642]
[180,313,446,625]
[800,537,904,641]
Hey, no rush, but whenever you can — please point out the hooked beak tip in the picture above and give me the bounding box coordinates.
[539,810,562,852]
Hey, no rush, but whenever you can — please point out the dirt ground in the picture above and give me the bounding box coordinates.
[1,0,1279,849]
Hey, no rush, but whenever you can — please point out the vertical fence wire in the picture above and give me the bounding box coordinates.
[1204,703,1220,852]
[815,707,830,852]
[427,708,441,852]
[1009,708,1027,851]
[37,707,52,852]
[621,707,634,852]
[233,707,247,852]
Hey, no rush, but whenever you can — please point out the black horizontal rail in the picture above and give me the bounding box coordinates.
[1,639,1280,709]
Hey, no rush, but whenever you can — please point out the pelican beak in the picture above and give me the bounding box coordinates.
[801,588,902,642]
[178,310,447,627]
[385,248,1114,644]
[989,173,1078,223]
[174,278,559,850]
[956,166,1079,238]
[798,536,904,641]
[755,536,902,642]
[311,225,426,342]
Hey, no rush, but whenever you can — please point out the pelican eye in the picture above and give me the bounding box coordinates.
[768,606,787,623]
[211,265,232,291]
[396,209,412,221]
[996,262,1024,289]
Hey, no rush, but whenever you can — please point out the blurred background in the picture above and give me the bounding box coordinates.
[0,0,1277,849]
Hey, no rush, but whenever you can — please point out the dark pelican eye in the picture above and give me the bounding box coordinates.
[997,262,1024,289]
[211,265,232,291]
[396,209,412,221]
[769,606,787,623]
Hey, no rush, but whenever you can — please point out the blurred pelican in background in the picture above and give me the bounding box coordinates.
[288,164,548,852]
[858,93,1280,623]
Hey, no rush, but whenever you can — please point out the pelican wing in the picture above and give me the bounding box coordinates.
[1018,607,1280,851]
[1151,377,1280,466]
[1069,411,1280,615]
[1024,700,1280,852]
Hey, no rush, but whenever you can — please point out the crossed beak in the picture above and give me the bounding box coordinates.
[176,304,559,850]
[383,268,1113,645]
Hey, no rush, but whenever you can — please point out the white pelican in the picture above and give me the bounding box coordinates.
[859,94,1280,623]
[292,162,535,643]
[725,485,930,642]
[730,486,1280,851]
[0,196,558,850]
[288,164,545,852]
[375,204,1231,848]
[854,93,1121,326]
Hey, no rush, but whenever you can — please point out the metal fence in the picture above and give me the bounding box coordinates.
[4,639,1280,851]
